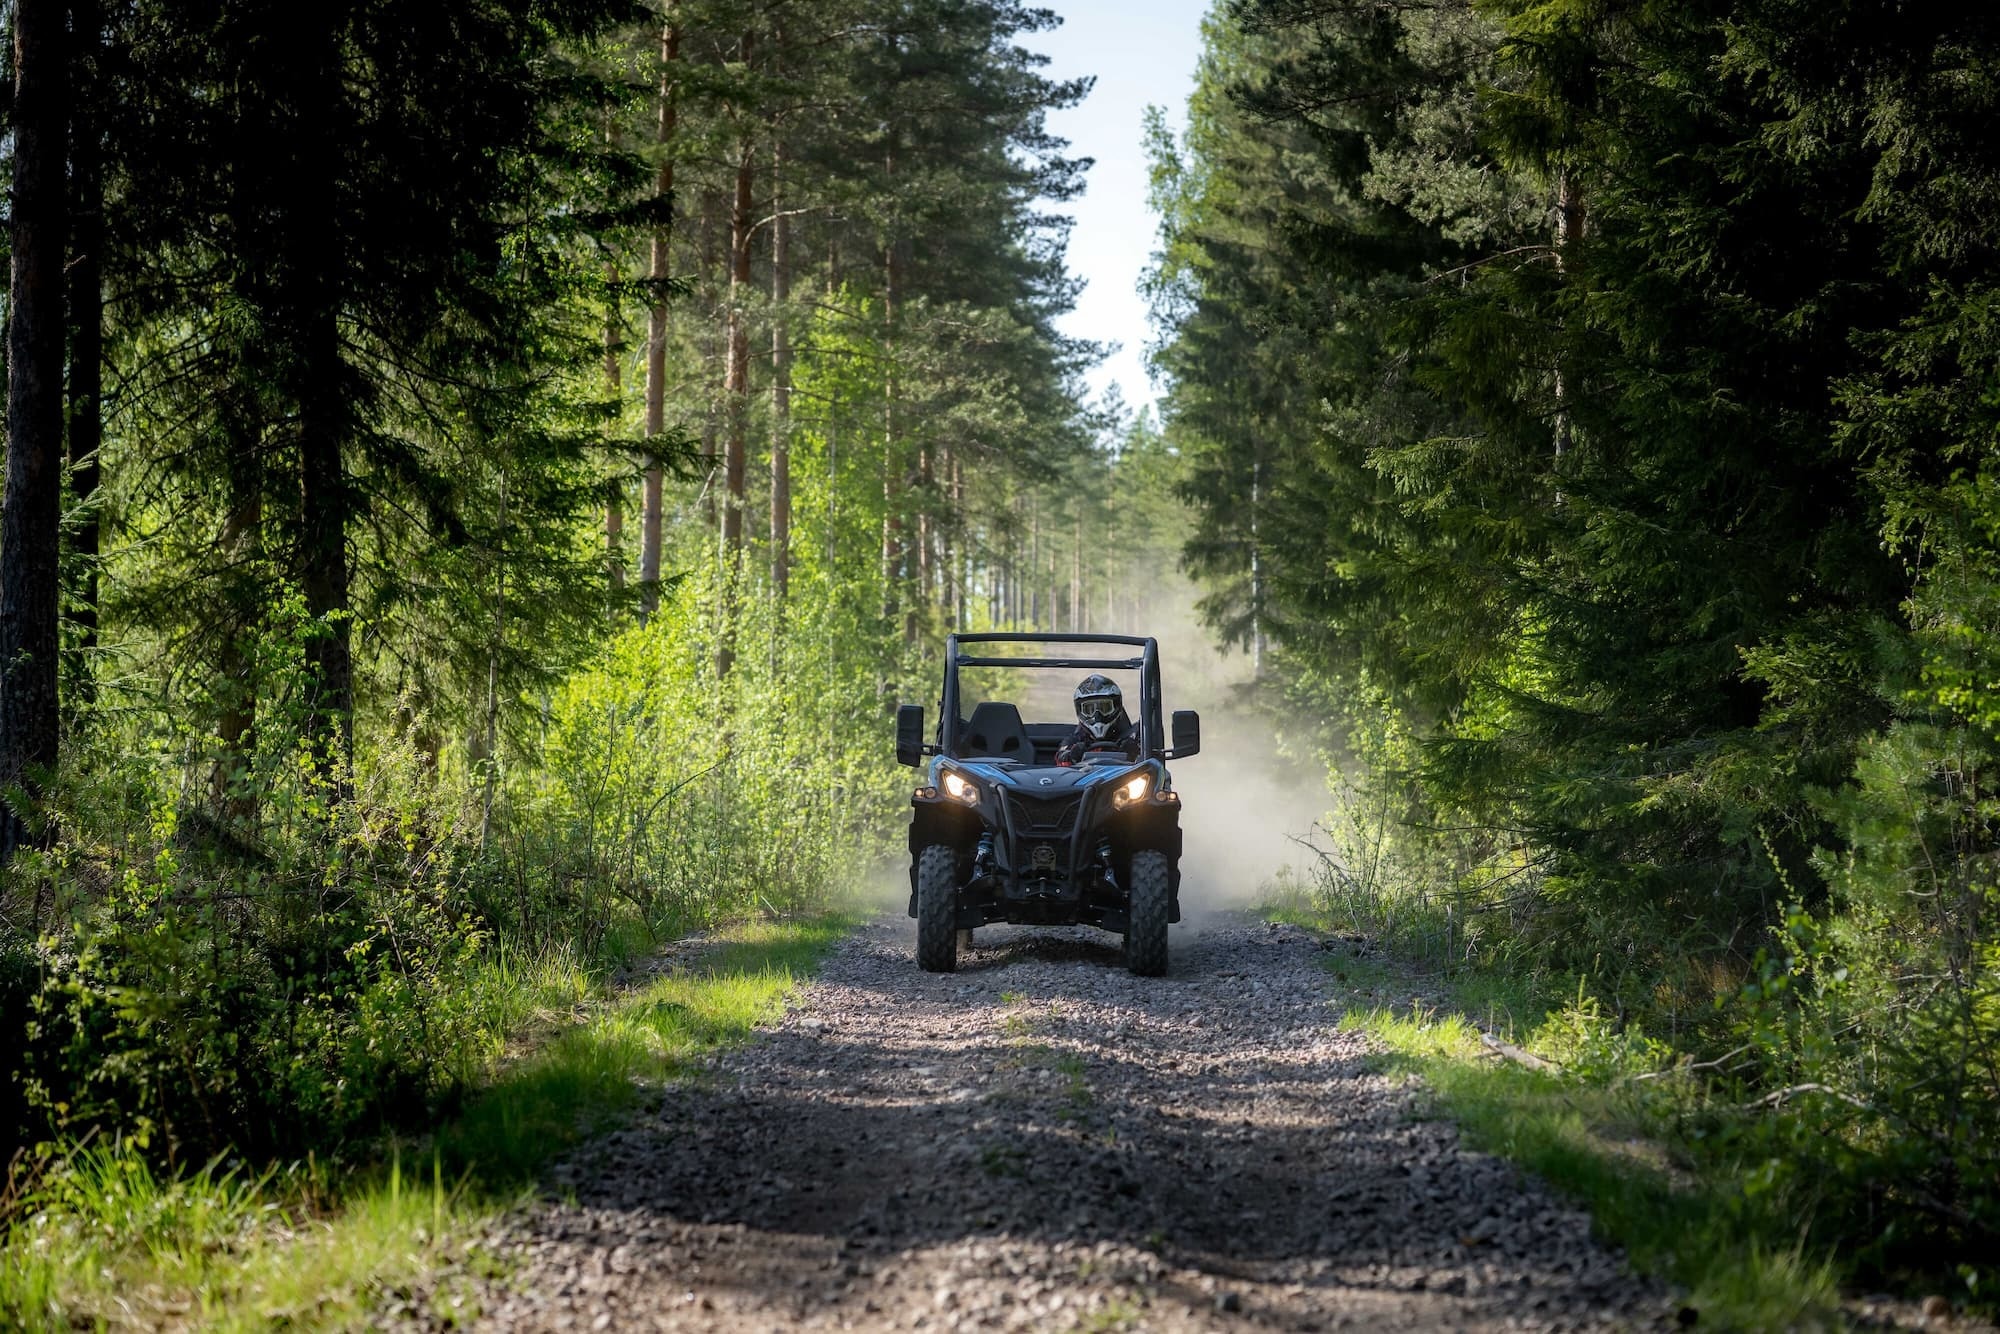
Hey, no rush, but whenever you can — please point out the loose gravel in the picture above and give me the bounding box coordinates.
[466,914,1676,1331]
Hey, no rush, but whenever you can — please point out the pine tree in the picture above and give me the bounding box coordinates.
[0,0,72,856]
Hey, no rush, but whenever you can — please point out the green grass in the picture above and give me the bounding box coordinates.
[437,915,853,1184]
[1,912,856,1331]
[1318,961,1844,1330]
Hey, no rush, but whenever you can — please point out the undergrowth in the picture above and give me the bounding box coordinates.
[0,914,855,1331]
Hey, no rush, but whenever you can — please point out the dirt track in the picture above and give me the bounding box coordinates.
[465,914,1671,1331]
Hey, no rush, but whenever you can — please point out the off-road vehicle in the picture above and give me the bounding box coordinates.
[895,633,1201,975]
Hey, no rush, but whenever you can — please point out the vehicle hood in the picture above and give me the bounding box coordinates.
[955,761,1135,793]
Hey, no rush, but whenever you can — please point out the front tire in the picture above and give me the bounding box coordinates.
[1124,850,1171,977]
[916,844,960,973]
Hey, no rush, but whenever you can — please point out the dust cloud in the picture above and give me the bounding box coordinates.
[1143,585,1331,913]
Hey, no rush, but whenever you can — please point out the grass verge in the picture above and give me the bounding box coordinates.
[1282,917,1846,1331]
[1,912,856,1331]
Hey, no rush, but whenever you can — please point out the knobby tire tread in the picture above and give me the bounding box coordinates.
[1125,849,1171,976]
[916,844,959,973]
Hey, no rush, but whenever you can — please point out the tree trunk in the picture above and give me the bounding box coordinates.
[699,187,721,528]
[945,450,961,629]
[1250,458,1264,680]
[283,13,352,771]
[1552,169,1585,463]
[641,14,678,616]
[605,265,625,593]
[480,474,508,850]
[717,61,755,680]
[1048,550,1058,634]
[66,0,103,664]
[1010,514,1021,626]
[1027,492,1039,628]
[1071,507,1082,631]
[299,307,353,768]
[916,438,933,617]
[770,134,792,603]
[0,0,70,857]
[882,230,906,628]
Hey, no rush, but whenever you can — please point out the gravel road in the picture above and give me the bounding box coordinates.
[468,914,1672,1331]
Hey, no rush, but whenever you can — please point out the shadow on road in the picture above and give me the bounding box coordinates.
[484,917,1659,1331]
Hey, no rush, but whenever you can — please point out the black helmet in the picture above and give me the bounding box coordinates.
[1073,674,1126,741]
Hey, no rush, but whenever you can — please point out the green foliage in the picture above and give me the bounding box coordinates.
[496,587,903,955]
[7,0,1109,1321]
[7,0,1107,1184]
[0,917,850,1330]
[435,915,852,1185]
[1159,0,2000,1298]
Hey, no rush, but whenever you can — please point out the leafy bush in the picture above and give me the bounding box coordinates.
[2,576,893,1167]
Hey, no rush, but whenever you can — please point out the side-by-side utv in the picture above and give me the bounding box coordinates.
[895,633,1201,976]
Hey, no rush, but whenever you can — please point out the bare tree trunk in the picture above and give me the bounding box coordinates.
[1250,458,1264,680]
[641,14,678,615]
[1071,507,1082,631]
[1012,511,1023,627]
[1048,550,1059,634]
[480,475,508,850]
[717,64,755,679]
[299,307,354,769]
[0,0,69,856]
[605,264,625,592]
[1027,492,1039,628]
[700,187,721,528]
[1552,169,1585,463]
[917,440,933,616]
[945,451,962,629]
[928,444,945,626]
[770,134,792,603]
[882,230,906,628]
[66,0,102,664]
[281,14,353,772]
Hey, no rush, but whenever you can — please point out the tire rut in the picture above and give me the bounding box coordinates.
[464,914,1674,1331]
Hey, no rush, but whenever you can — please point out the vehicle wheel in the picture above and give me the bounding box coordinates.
[916,844,960,973]
[1125,850,1171,977]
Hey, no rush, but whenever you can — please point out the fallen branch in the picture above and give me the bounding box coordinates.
[1625,1045,1751,1084]
[1736,1082,1873,1113]
[1480,1032,1559,1072]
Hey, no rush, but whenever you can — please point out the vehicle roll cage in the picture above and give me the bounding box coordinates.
[940,633,1166,761]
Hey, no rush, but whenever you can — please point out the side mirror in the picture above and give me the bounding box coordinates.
[896,704,927,767]
[1169,709,1201,759]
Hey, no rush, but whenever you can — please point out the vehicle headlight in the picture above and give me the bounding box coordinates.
[942,770,979,805]
[1112,772,1152,809]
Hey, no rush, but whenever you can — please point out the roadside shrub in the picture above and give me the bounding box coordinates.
[10,732,488,1161]
[498,579,905,955]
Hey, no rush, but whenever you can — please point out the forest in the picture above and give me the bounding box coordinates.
[0,0,1185,1211]
[1150,0,2000,1305]
[0,0,1996,1325]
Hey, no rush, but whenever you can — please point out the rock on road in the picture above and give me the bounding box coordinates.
[470,915,1670,1331]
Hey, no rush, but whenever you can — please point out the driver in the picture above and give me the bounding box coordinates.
[1056,674,1139,764]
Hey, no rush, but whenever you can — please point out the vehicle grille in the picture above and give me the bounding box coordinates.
[1008,793,1082,835]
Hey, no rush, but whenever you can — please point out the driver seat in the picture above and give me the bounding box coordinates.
[959,702,1033,761]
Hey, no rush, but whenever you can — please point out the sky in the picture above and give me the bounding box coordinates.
[1020,0,1212,416]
